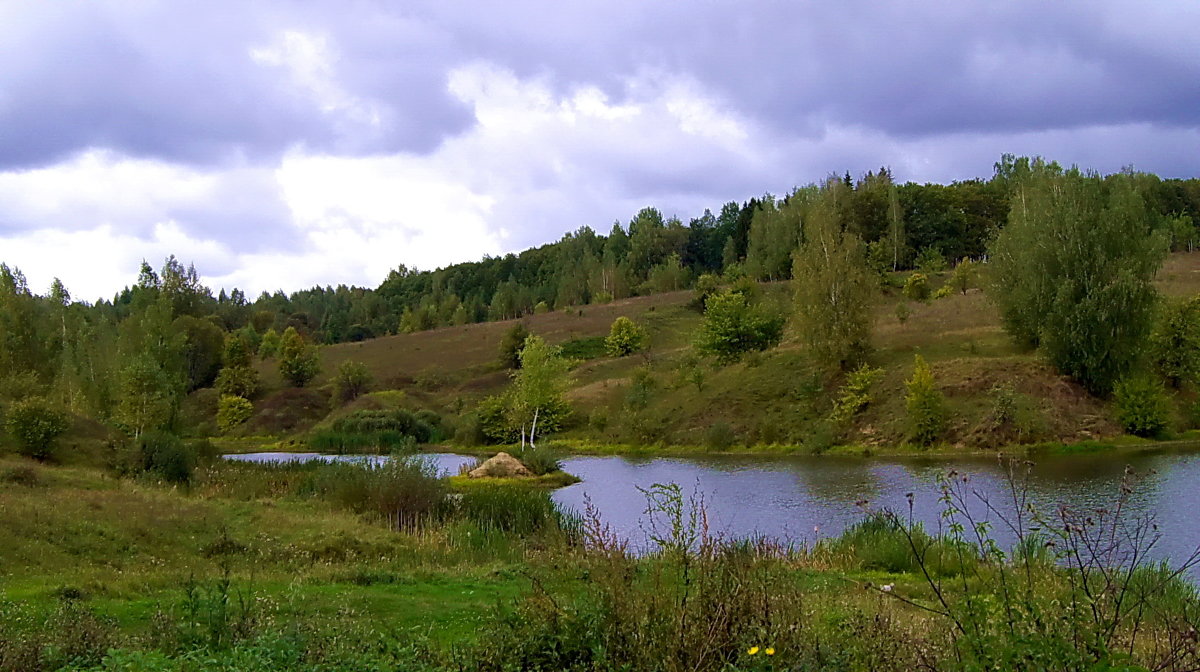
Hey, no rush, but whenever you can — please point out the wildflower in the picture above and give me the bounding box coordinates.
[765,647,776,656]
[747,646,760,655]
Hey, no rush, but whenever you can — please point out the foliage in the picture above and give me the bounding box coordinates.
[694,289,784,364]
[216,395,253,433]
[515,444,563,476]
[894,301,910,324]
[333,360,373,403]
[497,323,531,370]
[1113,374,1172,437]
[1150,295,1200,388]
[914,246,947,273]
[116,355,180,438]
[257,328,281,359]
[901,272,931,301]
[310,408,442,452]
[691,272,721,311]
[604,316,648,357]
[277,326,320,387]
[214,365,258,399]
[4,398,69,460]
[829,364,885,424]
[947,258,979,294]
[989,167,1167,395]
[793,178,875,371]
[905,354,946,445]
[704,421,736,450]
[134,430,195,483]
[509,335,574,444]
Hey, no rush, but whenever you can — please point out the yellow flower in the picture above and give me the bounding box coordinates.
[765,647,776,656]
[747,646,760,655]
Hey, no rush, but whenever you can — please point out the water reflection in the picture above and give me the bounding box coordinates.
[226,449,1200,575]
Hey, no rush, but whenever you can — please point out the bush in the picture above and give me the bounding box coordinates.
[1150,296,1200,388]
[829,364,885,424]
[704,421,736,450]
[136,430,196,483]
[902,272,931,301]
[694,290,785,364]
[948,258,979,294]
[905,355,946,445]
[497,323,531,370]
[215,364,259,399]
[894,302,910,324]
[516,444,562,475]
[1113,374,1171,437]
[310,408,441,452]
[5,398,69,461]
[217,395,254,432]
[334,360,373,403]
[605,316,648,357]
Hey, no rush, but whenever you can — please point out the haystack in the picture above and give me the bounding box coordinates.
[468,452,533,478]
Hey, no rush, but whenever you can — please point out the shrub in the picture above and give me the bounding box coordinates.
[948,258,979,294]
[1113,374,1171,437]
[1150,296,1200,388]
[258,328,281,359]
[497,323,531,369]
[217,395,254,432]
[894,301,910,324]
[905,355,946,445]
[516,444,562,475]
[902,272,931,301]
[624,366,655,411]
[932,284,954,299]
[704,421,736,450]
[694,290,785,364]
[605,316,648,357]
[830,364,885,424]
[215,364,259,399]
[136,430,196,483]
[334,360,373,403]
[691,273,721,311]
[915,246,947,274]
[5,398,69,461]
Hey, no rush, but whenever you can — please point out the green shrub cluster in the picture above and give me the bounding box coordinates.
[905,355,946,445]
[309,408,443,453]
[1113,374,1171,437]
[216,395,253,433]
[829,364,885,425]
[902,272,931,301]
[4,397,69,461]
[604,317,648,357]
[694,289,784,364]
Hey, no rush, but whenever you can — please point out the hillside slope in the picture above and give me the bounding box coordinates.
[239,252,1200,452]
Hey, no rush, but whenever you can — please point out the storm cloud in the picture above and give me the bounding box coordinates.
[0,0,1197,299]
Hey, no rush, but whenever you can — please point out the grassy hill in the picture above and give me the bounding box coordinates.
[230,252,1200,454]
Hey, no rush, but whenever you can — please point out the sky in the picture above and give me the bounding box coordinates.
[1,1,1198,302]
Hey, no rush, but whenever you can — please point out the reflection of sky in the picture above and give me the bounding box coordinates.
[227,450,1200,579]
[553,452,1200,579]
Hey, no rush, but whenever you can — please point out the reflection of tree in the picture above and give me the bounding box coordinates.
[789,456,883,509]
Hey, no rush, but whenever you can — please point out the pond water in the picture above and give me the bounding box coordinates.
[226,449,1200,574]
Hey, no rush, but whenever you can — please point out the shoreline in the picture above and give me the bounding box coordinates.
[214,434,1200,460]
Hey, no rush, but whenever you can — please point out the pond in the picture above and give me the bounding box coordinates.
[226,449,1200,574]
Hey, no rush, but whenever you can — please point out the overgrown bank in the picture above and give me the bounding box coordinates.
[0,455,1197,671]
